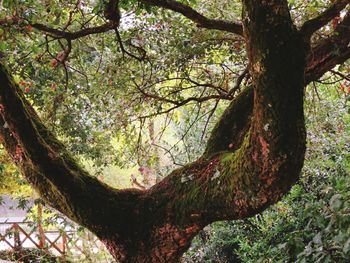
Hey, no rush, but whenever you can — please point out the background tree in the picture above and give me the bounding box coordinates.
[0,0,349,262]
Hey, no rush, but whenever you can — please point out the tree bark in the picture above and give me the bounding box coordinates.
[0,1,349,262]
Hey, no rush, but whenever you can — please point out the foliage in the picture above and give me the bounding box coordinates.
[0,0,348,175]
[184,84,350,262]
[0,147,32,197]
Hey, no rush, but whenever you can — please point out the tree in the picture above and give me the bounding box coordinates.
[0,0,349,261]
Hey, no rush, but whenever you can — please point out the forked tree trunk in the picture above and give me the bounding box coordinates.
[0,0,349,262]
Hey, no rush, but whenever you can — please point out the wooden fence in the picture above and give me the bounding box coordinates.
[0,221,106,260]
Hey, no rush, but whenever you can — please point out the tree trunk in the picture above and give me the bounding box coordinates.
[0,1,349,262]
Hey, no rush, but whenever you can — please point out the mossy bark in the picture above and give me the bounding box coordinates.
[0,1,348,262]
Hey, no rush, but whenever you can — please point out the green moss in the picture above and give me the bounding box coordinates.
[170,131,258,223]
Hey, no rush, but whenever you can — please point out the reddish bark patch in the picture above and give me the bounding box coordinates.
[14,144,23,162]
[258,135,270,162]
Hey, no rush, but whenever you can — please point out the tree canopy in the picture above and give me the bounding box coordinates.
[0,0,349,261]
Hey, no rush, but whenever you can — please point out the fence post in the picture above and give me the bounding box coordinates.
[62,232,68,257]
[13,223,21,251]
[37,203,46,248]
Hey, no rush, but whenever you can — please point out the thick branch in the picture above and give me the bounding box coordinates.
[138,0,243,35]
[305,10,350,83]
[143,1,308,260]
[28,0,243,40]
[206,10,350,158]
[0,63,143,243]
[300,0,349,39]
